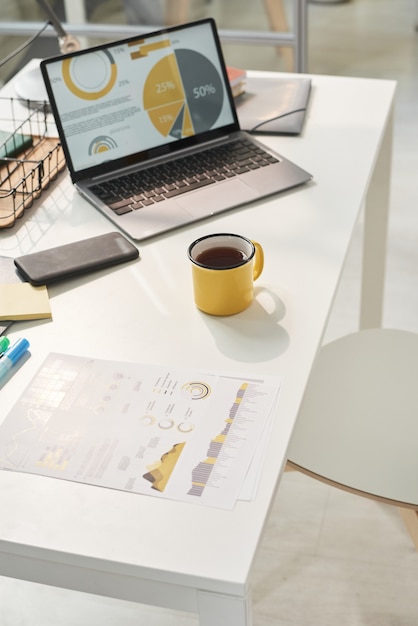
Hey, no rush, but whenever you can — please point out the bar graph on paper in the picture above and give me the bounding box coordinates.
[188,383,250,497]
[0,354,282,509]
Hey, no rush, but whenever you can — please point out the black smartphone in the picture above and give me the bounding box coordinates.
[14,232,139,286]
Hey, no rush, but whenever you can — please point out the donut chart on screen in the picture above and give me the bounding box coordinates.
[62,50,117,100]
[143,49,224,138]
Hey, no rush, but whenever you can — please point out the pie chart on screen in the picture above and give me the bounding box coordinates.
[62,50,117,100]
[143,49,224,138]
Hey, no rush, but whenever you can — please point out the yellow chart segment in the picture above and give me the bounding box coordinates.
[147,101,185,137]
[128,39,171,59]
[143,53,195,138]
[143,441,186,492]
[143,54,184,108]
[182,105,193,136]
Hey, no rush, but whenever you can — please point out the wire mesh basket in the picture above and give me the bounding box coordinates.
[0,97,66,229]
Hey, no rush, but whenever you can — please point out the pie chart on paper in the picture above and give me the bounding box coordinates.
[143,49,224,138]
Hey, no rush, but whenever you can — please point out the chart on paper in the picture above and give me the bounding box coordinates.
[0,353,282,509]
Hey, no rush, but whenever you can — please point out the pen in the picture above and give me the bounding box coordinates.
[0,336,10,356]
[0,338,30,382]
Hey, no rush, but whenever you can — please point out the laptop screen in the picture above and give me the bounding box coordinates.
[41,19,238,179]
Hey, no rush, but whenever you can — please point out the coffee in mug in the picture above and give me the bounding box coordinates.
[188,233,264,315]
[195,246,248,268]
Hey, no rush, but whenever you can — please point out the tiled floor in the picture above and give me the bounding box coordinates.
[1,1,418,624]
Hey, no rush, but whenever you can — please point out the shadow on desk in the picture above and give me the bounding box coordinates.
[200,285,289,362]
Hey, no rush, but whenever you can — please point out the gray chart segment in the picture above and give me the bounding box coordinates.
[175,49,224,134]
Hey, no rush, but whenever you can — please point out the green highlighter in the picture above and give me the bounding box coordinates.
[0,336,10,355]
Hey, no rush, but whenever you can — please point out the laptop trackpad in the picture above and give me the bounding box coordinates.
[178,179,259,217]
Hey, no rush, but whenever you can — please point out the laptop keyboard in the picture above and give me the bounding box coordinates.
[89,137,279,215]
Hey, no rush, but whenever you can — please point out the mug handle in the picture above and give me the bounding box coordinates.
[252,241,264,280]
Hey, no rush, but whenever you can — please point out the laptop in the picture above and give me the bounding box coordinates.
[41,19,312,241]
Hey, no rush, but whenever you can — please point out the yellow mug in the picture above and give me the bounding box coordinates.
[188,233,264,316]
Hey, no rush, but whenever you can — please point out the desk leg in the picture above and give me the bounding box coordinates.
[197,589,253,626]
[360,104,394,329]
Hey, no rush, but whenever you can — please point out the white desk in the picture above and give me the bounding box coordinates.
[0,67,395,625]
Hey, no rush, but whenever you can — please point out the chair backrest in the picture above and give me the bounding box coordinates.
[287,329,418,507]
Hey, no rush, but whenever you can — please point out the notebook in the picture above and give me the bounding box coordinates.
[41,19,312,241]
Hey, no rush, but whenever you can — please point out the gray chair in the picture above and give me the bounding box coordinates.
[287,328,418,549]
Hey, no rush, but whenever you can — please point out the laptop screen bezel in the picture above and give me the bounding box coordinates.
[40,18,241,184]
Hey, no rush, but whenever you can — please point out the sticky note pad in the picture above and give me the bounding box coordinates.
[0,283,52,321]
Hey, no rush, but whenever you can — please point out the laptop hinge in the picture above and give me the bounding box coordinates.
[91,133,239,183]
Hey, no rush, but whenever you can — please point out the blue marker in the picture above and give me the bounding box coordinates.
[0,338,30,381]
